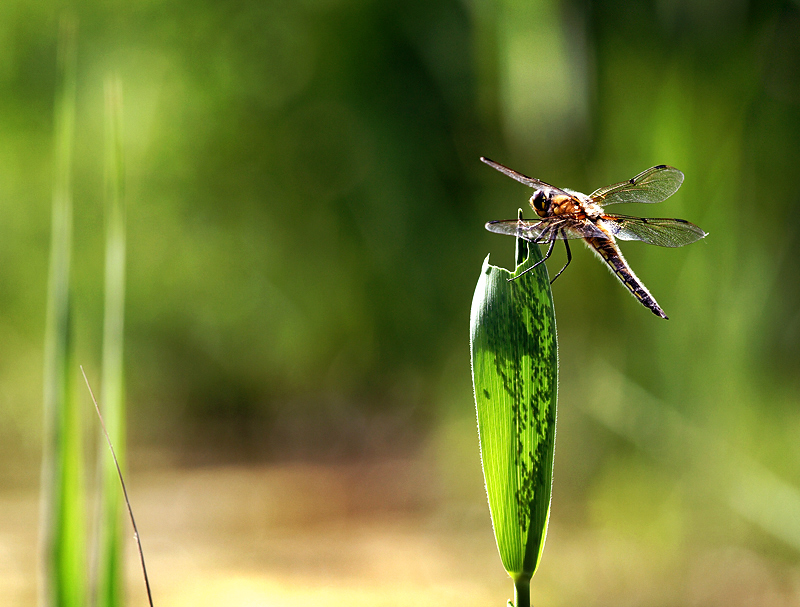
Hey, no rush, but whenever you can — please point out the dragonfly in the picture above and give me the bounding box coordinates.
[482,157,707,319]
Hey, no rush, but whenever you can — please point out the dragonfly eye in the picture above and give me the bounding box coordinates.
[530,190,548,215]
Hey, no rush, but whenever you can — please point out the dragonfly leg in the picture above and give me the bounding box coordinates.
[508,232,556,281]
[549,233,572,284]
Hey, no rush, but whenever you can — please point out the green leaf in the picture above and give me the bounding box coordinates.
[41,15,86,607]
[96,75,127,607]
[469,234,558,589]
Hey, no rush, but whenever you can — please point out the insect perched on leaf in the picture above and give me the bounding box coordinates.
[482,157,707,319]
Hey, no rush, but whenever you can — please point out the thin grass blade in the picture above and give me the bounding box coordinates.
[95,75,127,607]
[39,15,86,607]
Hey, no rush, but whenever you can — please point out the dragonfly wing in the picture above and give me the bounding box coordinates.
[485,219,558,242]
[601,215,707,247]
[481,157,572,199]
[589,165,684,205]
[485,218,608,241]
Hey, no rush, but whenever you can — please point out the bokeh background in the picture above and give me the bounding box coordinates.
[2,0,800,605]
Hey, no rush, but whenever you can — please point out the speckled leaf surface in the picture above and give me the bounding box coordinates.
[470,242,558,579]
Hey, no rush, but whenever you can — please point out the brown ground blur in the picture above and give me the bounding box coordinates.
[3,453,800,607]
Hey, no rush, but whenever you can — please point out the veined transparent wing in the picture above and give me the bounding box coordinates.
[485,217,609,242]
[589,165,684,206]
[601,214,707,247]
[480,157,572,199]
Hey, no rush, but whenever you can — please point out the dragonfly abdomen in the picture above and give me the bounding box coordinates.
[584,236,669,319]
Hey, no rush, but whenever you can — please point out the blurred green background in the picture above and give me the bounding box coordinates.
[2,0,800,605]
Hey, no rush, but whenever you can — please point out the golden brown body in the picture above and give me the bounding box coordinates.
[482,157,706,319]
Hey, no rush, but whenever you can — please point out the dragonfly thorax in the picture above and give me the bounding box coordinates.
[562,189,602,219]
[536,193,586,218]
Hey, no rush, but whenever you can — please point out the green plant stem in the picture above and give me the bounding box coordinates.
[513,576,531,607]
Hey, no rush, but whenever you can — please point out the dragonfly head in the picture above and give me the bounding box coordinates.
[530,190,549,217]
